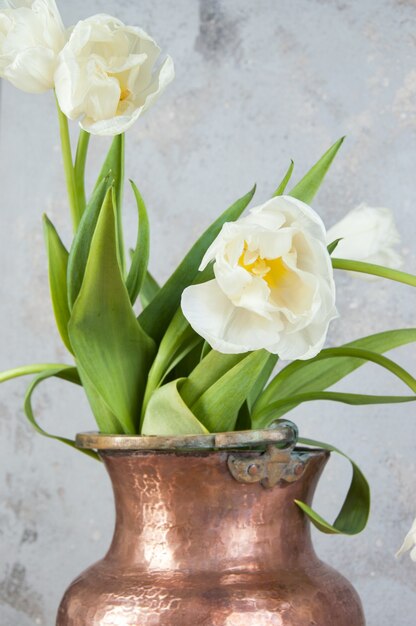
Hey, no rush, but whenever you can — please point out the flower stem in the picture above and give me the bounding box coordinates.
[74,129,90,216]
[332,257,416,287]
[55,96,82,232]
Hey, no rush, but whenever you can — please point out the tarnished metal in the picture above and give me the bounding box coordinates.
[57,441,365,625]
[76,421,298,451]
[228,443,306,487]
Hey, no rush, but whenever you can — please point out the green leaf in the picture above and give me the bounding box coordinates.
[0,363,79,384]
[93,134,125,274]
[23,366,99,461]
[253,389,416,428]
[153,309,201,381]
[181,351,246,408]
[332,258,416,287]
[190,350,271,432]
[140,271,160,309]
[68,187,155,434]
[174,340,205,379]
[142,379,209,436]
[273,160,294,196]
[43,215,72,353]
[235,401,252,431]
[126,181,150,305]
[317,347,416,391]
[141,309,201,423]
[253,346,416,427]
[247,354,278,412]
[289,137,345,204]
[200,341,212,361]
[327,238,343,255]
[76,362,123,434]
[138,185,256,343]
[67,176,111,309]
[295,437,370,535]
[253,328,416,422]
[236,353,278,433]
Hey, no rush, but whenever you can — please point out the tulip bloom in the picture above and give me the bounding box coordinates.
[0,0,66,93]
[54,14,174,136]
[396,517,416,562]
[327,204,402,269]
[182,196,337,360]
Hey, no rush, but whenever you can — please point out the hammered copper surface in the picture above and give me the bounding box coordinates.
[57,449,365,625]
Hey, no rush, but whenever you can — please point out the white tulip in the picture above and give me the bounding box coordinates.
[54,14,174,136]
[326,203,403,270]
[396,517,416,562]
[181,196,337,360]
[0,0,66,93]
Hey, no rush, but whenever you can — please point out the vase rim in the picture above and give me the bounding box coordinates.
[76,424,304,452]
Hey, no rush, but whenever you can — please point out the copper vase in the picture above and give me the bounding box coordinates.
[57,431,365,625]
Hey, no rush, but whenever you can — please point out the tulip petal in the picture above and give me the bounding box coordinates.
[182,280,285,354]
[396,518,416,559]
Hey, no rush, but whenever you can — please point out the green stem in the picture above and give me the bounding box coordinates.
[332,258,416,287]
[74,129,90,216]
[55,97,81,232]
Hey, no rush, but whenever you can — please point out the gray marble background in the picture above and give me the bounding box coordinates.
[1,0,416,624]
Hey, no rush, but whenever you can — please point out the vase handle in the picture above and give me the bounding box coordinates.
[227,420,305,488]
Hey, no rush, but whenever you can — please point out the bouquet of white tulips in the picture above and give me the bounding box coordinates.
[2,0,416,541]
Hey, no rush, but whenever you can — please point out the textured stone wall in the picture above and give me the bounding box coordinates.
[1,0,415,624]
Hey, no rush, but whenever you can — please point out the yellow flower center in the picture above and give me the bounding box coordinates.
[238,244,289,289]
[119,87,131,102]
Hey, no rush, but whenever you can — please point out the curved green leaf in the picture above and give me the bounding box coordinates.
[138,185,257,343]
[316,347,416,390]
[254,390,416,428]
[253,328,416,420]
[126,181,150,305]
[0,363,79,384]
[43,215,72,353]
[295,437,370,535]
[289,137,344,204]
[142,379,208,436]
[69,188,155,434]
[273,160,294,196]
[23,367,98,460]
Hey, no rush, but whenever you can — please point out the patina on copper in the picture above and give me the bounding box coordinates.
[57,432,365,626]
[75,422,298,451]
